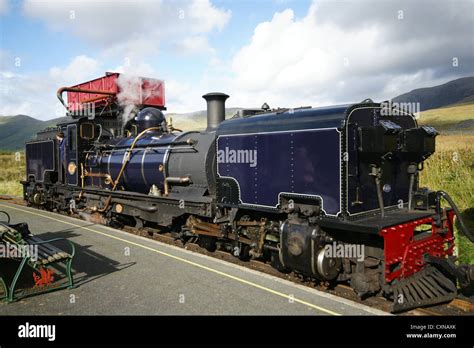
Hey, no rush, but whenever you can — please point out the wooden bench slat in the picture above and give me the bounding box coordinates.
[25,236,71,258]
[26,235,66,255]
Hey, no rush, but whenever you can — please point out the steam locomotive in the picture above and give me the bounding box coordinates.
[23,72,473,312]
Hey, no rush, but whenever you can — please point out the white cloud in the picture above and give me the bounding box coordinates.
[165,79,200,113]
[0,50,13,70]
[0,55,101,119]
[22,0,231,56]
[0,0,8,15]
[187,0,231,32]
[49,55,100,84]
[112,61,157,77]
[173,36,215,56]
[229,0,474,108]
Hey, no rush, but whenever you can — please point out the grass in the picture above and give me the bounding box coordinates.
[0,151,25,197]
[419,135,474,264]
[417,103,474,263]
[417,102,474,131]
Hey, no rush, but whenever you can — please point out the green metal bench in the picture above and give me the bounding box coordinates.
[0,211,75,302]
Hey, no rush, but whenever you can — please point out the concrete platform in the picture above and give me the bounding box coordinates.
[0,203,388,315]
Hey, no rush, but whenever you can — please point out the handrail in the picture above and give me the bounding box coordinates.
[56,87,116,112]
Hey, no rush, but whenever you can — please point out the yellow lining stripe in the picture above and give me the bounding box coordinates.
[0,203,341,316]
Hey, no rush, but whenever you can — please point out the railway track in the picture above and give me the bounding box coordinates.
[1,197,472,316]
[117,219,474,316]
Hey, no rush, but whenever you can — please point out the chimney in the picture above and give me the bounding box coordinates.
[203,92,229,131]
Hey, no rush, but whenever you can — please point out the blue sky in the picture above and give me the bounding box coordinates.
[1,0,310,74]
[1,0,473,120]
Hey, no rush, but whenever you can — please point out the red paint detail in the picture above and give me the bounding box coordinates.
[380,210,455,283]
[33,267,55,287]
[66,72,165,112]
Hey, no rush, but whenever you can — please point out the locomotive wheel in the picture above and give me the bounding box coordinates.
[198,235,217,252]
[237,244,251,261]
[270,251,291,273]
[316,248,341,280]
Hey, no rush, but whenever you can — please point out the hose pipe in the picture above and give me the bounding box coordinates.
[437,190,474,243]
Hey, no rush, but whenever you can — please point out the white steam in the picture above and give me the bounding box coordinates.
[116,73,163,128]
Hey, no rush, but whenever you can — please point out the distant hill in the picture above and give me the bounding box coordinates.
[167,107,243,130]
[393,76,474,111]
[418,102,474,132]
[1,76,473,150]
[0,115,65,151]
[0,109,245,151]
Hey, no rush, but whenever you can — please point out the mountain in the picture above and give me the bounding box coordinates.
[0,115,65,151]
[392,76,474,111]
[1,77,473,150]
[167,107,243,130]
[0,109,246,151]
